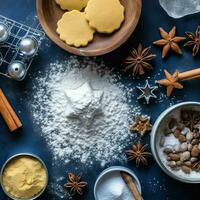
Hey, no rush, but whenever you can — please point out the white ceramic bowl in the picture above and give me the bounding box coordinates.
[94,166,142,200]
[151,102,200,183]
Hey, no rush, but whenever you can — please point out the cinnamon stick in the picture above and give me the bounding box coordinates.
[120,172,144,200]
[0,89,22,132]
[178,68,200,81]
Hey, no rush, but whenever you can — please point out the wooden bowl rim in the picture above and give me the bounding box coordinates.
[36,0,142,56]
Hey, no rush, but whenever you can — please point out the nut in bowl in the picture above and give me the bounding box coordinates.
[151,102,200,183]
[0,153,48,200]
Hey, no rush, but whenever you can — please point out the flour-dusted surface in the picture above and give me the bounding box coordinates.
[30,57,141,166]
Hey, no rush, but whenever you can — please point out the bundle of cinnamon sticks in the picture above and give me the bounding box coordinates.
[0,89,22,132]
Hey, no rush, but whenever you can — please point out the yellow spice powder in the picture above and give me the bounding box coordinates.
[2,156,47,199]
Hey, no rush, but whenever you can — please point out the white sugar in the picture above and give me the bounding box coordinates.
[96,172,134,200]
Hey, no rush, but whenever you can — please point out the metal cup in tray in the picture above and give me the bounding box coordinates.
[0,15,44,81]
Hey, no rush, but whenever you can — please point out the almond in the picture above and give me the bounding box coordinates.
[191,145,200,157]
[182,165,191,174]
[178,135,186,143]
[169,153,180,161]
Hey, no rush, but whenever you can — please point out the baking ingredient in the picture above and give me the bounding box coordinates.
[184,26,200,56]
[159,0,200,18]
[159,109,200,175]
[57,10,95,47]
[153,26,185,58]
[85,0,124,33]
[0,88,22,132]
[126,143,151,167]
[30,57,140,166]
[2,156,47,199]
[124,44,156,76]
[64,173,87,196]
[96,171,135,200]
[55,0,89,11]
[156,70,183,96]
[137,80,158,104]
[130,115,152,136]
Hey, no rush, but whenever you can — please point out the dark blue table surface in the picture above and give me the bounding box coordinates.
[0,0,200,199]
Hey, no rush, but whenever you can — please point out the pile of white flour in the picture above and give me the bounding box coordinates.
[30,57,140,166]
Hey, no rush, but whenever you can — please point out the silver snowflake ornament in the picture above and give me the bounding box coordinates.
[137,80,157,104]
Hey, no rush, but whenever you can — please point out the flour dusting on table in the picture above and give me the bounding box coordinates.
[30,57,140,166]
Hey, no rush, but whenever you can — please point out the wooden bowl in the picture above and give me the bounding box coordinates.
[36,0,142,56]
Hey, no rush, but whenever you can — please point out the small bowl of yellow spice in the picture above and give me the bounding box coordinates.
[0,153,48,200]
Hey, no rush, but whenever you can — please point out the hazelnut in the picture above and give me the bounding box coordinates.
[186,132,193,141]
[179,142,188,152]
[187,144,193,151]
[180,151,190,162]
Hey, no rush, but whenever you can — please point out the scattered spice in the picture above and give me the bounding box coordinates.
[153,26,185,58]
[124,43,156,76]
[64,173,87,196]
[130,115,152,137]
[157,68,200,96]
[192,161,200,171]
[181,110,200,131]
[126,143,151,167]
[184,26,200,56]
[137,80,158,104]
[156,70,183,96]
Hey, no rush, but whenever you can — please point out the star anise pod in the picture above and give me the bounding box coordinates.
[124,43,156,76]
[153,26,185,58]
[126,143,151,167]
[181,110,200,130]
[64,173,87,196]
[192,161,200,171]
[156,70,183,96]
[184,26,200,56]
[130,115,152,136]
